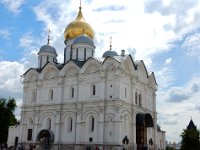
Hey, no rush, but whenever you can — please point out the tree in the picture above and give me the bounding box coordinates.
[0,98,17,144]
[180,128,200,150]
[166,147,175,150]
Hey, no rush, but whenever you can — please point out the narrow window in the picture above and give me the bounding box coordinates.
[47,56,49,62]
[68,117,73,132]
[40,57,42,68]
[27,129,32,141]
[70,46,72,59]
[47,118,51,130]
[84,48,86,60]
[71,87,74,98]
[92,85,96,95]
[76,48,78,60]
[49,89,53,99]
[139,94,142,107]
[91,117,94,131]
[135,92,138,105]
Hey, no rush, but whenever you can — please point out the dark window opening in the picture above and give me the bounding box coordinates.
[84,48,86,60]
[71,88,74,98]
[89,137,93,142]
[27,129,32,141]
[70,47,72,59]
[92,85,96,95]
[92,117,94,131]
[76,48,78,60]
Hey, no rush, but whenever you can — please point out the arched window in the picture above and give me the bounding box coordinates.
[89,116,95,132]
[49,89,53,100]
[92,84,96,96]
[29,119,33,125]
[139,94,142,107]
[71,87,74,98]
[32,91,36,101]
[46,118,51,130]
[67,117,73,132]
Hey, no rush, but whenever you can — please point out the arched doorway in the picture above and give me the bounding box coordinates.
[136,113,154,147]
[37,130,54,150]
[14,136,18,148]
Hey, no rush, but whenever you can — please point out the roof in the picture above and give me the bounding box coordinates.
[73,35,94,45]
[38,44,57,56]
[187,119,197,130]
[102,50,118,58]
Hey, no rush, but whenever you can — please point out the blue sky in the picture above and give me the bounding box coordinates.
[0,0,200,143]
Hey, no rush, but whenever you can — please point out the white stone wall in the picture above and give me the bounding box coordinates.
[8,54,164,149]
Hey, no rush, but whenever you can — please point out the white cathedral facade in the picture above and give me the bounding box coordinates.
[8,4,165,150]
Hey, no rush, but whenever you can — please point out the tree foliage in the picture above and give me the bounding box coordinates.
[0,98,17,144]
[180,128,200,150]
[166,147,175,150]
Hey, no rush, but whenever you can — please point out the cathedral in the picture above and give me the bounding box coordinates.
[7,3,165,150]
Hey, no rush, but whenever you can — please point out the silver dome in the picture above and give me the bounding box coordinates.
[73,35,94,45]
[38,44,57,56]
[102,50,118,58]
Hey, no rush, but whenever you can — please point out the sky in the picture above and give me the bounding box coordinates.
[0,0,200,143]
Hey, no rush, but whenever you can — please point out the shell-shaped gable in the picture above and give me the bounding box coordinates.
[80,57,102,74]
[40,63,59,80]
[121,55,136,75]
[23,69,38,82]
[61,61,79,77]
[136,60,149,83]
[149,72,157,90]
[102,57,120,73]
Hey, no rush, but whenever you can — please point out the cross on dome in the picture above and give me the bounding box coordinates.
[47,29,51,45]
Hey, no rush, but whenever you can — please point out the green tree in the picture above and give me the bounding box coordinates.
[0,98,17,144]
[180,128,200,150]
[166,146,175,150]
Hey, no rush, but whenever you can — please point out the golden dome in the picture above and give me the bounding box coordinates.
[64,7,94,40]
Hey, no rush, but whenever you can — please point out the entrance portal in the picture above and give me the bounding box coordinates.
[136,113,154,147]
[37,130,54,150]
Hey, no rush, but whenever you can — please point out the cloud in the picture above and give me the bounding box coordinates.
[163,119,178,125]
[181,31,200,61]
[93,5,126,12]
[165,58,172,64]
[0,0,25,14]
[0,61,24,99]
[158,76,200,103]
[144,0,200,34]
[195,104,200,111]
[0,28,11,39]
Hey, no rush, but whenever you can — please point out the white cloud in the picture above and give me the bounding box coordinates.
[0,0,25,14]
[163,119,178,125]
[165,58,172,64]
[0,61,24,98]
[161,76,200,102]
[181,32,200,61]
[0,28,11,39]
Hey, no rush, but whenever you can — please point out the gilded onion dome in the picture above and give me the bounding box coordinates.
[64,6,94,40]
